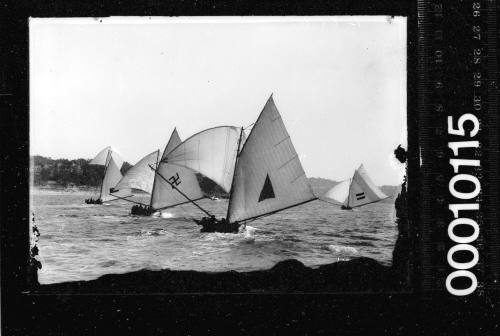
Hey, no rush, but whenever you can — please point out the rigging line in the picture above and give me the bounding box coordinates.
[244,122,254,130]
[239,197,319,224]
[108,194,143,205]
[148,164,213,217]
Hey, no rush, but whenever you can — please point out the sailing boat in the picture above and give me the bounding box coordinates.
[321,164,388,210]
[109,150,161,214]
[153,125,243,221]
[155,94,317,233]
[85,147,132,204]
[148,128,206,213]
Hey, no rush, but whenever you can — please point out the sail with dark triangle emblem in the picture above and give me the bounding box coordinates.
[227,95,317,223]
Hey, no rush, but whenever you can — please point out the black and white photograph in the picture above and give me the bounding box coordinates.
[29,16,408,289]
[3,2,499,334]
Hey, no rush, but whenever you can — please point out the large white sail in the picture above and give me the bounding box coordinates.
[227,95,316,223]
[100,156,131,202]
[161,126,243,193]
[90,146,124,169]
[113,150,160,194]
[321,179,351,206]
[322,164,388,208]
[151,128,205,210]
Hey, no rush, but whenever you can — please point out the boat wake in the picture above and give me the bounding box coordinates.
[327,245,359,255]
[160,212,175,219]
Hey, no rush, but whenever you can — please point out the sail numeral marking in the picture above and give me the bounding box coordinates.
[355,192,365,200]
[168,173,182,188]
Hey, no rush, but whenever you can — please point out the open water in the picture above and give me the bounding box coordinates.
[31,189,398,284]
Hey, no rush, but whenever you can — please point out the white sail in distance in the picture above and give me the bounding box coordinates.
[227,95,317,223]
[322,164,388,208]
[90,146,124,169]
[161,126,243,193]
[100,156,132,202]
[321,179,351,206]
[150,128,205,210]
[113,150,160,194]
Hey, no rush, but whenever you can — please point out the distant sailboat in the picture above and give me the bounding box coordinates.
[322,164,388,210]
[155,94,317,233]
[85,147,132,204]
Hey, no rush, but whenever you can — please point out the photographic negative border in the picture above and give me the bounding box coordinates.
[2,0,499,334]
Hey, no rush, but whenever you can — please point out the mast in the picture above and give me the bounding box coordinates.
[99,150,112,200]
[346,177,353,208]
[149,164,213,217]
[226,126,244,222]
[148,150,161,208]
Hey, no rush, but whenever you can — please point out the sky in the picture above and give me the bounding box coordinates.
[30,16,407,185]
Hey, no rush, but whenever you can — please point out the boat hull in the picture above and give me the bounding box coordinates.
[193,218,240,233]
[131,205,154,216]
[85,198,102,205]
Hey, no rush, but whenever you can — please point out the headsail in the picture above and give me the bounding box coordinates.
[161,126,243,193]
[151,128,205,210]
[322,164,388,208]
[90,146,124,169]
[321,179,351,206]
[227,95,317,223]
[113,150,160,194]
[100,156,132,202]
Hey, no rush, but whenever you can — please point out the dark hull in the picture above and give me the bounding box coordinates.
[341,205,352,210]
[193,218,241,233]
[85,198,102,205]
[131,205,154,216]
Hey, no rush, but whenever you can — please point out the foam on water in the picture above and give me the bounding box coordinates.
[32,190,398,284]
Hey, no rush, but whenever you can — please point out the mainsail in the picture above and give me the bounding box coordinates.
[113,150,160,195]
[100,156,132,202]
[150,128,205,210]
[161,126,243,193]
[90,146,124,169]
[227,95,317,223]
[322,164,388,208]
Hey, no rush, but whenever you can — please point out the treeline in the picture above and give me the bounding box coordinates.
[31,155,133,187]
[31,155,227,196]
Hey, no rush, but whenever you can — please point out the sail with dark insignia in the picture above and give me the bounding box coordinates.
[161,126,243,193]
[151,128,205,210]
[227,95,317,223]
[322,164,388,208]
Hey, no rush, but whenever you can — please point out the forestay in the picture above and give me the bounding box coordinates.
[100,156,131,202]
[90,146,124,169]
[161,126,242,193]
[113,150,160,194]
[227,95,316,223]
[151,128,204,210]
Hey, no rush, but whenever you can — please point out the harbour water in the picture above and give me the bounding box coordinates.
[31,189,398,284]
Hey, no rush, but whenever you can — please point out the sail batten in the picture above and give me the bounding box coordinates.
[227,95,316,223]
